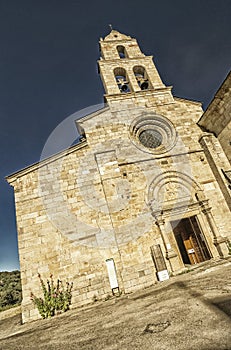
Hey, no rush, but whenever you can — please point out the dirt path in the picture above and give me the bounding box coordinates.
[1,258,231,350]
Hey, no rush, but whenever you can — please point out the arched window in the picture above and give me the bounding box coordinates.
[117,45,127,59]
[133,66,151,90]
[114,67,131,93]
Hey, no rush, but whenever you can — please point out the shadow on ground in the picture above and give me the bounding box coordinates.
[0,258,231,350]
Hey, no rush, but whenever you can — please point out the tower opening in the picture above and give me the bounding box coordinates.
[114,67,131,93]
[117,45,127,59]
[133,66,151,90]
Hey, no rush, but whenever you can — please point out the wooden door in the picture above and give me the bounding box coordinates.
[172,217,211,265]
[183,235,199,264]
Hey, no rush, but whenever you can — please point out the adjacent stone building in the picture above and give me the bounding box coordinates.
[6,30,231,323]
[198,71,231,165]
[198,71,231,191]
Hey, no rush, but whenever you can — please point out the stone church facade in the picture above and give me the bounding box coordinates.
[7,30,231,323]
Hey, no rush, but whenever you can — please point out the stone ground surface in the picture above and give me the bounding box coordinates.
[0,257,231,350]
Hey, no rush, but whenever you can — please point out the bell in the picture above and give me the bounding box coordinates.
[121,83,129,92]
[140,81,149,90]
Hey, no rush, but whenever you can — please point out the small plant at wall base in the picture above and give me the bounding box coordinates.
[30,274,73,319]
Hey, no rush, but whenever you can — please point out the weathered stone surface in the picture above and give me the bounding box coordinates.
[198,71,231,165]
[6,30,231,323]
[1,258,231,350]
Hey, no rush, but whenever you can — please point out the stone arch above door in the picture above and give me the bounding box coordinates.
[147,171,203,215]
[147,170,229,259]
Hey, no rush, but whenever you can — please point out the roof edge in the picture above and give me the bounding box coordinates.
[76,105,109,124]
[198,70,231,125]
[6,140,88,185]
[174,96,202,106]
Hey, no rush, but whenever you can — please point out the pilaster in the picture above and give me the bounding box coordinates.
[153,214,183,272]
[196,191,229,257]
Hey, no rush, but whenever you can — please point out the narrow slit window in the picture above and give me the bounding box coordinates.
[117,45,127,59]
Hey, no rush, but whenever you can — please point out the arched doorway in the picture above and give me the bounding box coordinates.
[171,216,211,265]
[147,171,226,271]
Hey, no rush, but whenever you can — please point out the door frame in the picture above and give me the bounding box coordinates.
[171,215,212,265]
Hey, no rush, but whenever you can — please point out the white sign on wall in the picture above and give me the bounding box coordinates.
[187,248,195,254]
[106,259,119,289]
[157,269,170,282]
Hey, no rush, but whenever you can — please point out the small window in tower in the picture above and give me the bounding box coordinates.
[117,45,127,59]
[114,67,131,93]
[133,66,151,90]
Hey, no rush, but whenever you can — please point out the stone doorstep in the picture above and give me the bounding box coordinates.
[176,256,231,276]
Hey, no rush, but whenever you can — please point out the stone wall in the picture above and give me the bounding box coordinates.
[6,30,231,323]
[7,92,231,322]
[198,71,231,165]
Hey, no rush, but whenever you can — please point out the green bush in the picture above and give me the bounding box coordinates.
[0,271,22,311]
[31,274,73,319]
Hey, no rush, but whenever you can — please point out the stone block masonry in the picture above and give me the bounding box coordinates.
[6,30,231,322]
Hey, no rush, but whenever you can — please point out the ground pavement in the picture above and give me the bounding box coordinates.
[0,257,231,350]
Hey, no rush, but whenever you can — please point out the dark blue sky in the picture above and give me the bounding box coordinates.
[0,0,230,271]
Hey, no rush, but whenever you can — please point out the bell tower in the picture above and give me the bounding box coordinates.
[98,29,174,106]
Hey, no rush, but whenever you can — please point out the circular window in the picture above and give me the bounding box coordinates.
[129,113,177,155]
[139,129,162,149]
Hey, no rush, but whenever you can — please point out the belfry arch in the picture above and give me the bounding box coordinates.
[147,171,228,272]
[114,67,131,93]
[133,65,152,90]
